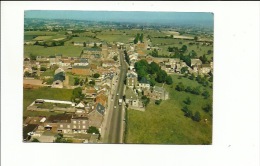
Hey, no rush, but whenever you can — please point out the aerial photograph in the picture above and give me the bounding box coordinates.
[23,10,213,144]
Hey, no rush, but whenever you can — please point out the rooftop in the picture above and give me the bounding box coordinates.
[45,114,72,123]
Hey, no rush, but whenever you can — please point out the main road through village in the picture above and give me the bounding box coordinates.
[103,49,128,143]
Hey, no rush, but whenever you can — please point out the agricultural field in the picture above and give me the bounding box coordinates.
[24,45,83,57]
[23,87,73,117]
[125,74,213,144]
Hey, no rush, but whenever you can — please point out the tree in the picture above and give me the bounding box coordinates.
[155,99,162,105]
[191,86,201,95]
[141,95,150,107]
[181,67,189,74]
[175,82,185,91]
[87,126,100,134]
[184,108,193,118]
[199,54,208,64]
[203,104,212,113]
[54,133,73,143]
[74,77,80,85]
[183,97,191,105]
[71,87,83,102]
[29,54,37,60]
[165,75,173,85]
[83,42,86,47]
[192,111,201,122]
[113,55,118,61]
[180,45,188,52]
[31,138,40,142]
[202,90,210,99]
[89,80,95,85]
[93,73,100,78]
[194,36,198,41]
[189,73,195,80]
[40,66,47,71]
[24,71,31,77]
[156,70,167,83]
[139,33,143,43]
[185,86,192,93]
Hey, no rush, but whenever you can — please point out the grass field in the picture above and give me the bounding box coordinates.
[24,45,83,57]
[23,87,73,117]
[125,74,213,144]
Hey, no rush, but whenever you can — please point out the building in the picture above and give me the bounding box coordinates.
[52,68,65,88]
[126,71,138,88]
[70,116,89,133]
[138,77,150,90]
[82,47,102,58]
[125,88,140,107]
[144,86,169,100]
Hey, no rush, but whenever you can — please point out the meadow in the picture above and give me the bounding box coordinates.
[125,74,213,144]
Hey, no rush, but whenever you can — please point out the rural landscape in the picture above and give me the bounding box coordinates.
[23,11,213,144]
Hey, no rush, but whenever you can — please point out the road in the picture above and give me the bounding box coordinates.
[105,49,127,143]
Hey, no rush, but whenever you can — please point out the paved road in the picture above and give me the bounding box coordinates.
[105,49,127,143]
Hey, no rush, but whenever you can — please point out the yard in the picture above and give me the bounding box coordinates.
[23,87,73,117]
[125,74,213,144]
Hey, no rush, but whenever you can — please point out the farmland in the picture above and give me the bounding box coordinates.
[125,74,212,144]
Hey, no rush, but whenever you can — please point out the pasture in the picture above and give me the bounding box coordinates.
[125,74,213,144]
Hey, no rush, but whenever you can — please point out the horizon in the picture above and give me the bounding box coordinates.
[25,10,214,26]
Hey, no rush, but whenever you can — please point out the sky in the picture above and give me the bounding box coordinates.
[25,10,213,26]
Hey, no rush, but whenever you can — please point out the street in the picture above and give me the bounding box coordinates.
[103,49,127,143]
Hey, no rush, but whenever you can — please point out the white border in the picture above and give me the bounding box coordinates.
[1,1,259,166]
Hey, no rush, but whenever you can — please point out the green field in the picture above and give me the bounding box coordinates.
[125,74,213,144]
[23,87,73,117]
[24,45,83,57]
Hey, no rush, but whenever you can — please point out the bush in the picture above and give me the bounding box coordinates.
[183,97,191,105]
[93,73,100,78]
[203,104,212,113]
[155,99,162,105]
[192,111,201,122]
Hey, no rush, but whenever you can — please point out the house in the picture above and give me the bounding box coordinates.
[24,116,46,125]
[44,114,72,132]
[152,86,169,100]
[83,87,97,99]
[102,60,117,68]
[73,58,88,66]
[95,94,108,107]
[74,42,84,46]
[191,59,202,67]
[125,88,140,107]
[199,64,211,75]
[95,103,106,115]
[70,116,89,133]
[52,68,65,88]
[72,66,92,76]
[82,47,102,58]
[144,86,169,100]
[126,71,138,88]
[87,103,105,128]
[138,77,150,90]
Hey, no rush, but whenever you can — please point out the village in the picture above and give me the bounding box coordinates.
[23,16,213,144]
